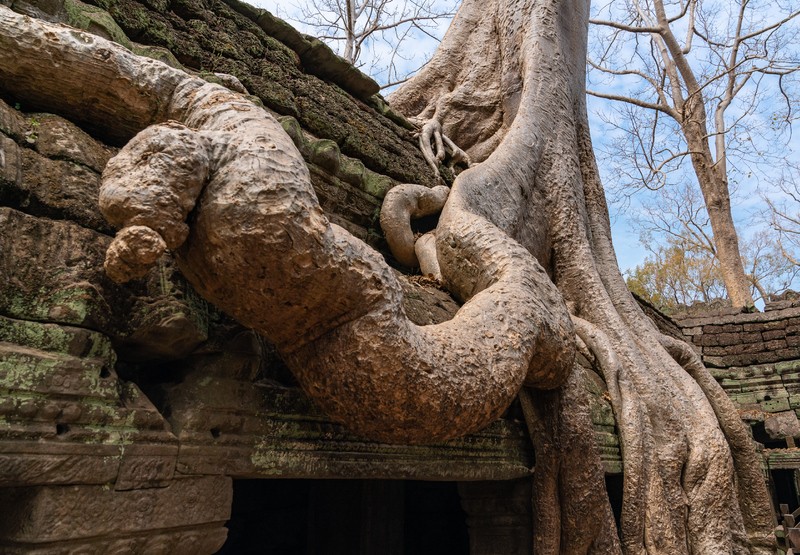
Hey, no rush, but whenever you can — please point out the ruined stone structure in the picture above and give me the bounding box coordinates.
[672,301,800,501]
[0,0,795,552]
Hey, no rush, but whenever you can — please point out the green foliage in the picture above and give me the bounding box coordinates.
[626,231,800,312]
[625,237,726,314]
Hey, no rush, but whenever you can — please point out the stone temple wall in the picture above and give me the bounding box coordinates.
[672,302,800,518]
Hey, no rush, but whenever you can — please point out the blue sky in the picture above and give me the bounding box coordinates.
[251,0,799,279]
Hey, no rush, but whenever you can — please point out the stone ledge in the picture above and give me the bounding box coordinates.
[0,476,231,552]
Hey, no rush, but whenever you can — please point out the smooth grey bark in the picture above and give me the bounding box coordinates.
[390,0,774,551]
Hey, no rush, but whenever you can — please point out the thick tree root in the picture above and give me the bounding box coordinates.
[659,335,776,554]
[521,379,622,554]
[379,183,449,268]
[414,118,472,175]
[574,316,775,554]
[414,232,442,279]
[0,7,575,444]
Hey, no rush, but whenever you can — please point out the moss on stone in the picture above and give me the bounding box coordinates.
[0,316,116,364]
[64,0,133,49]
[337,157,366,188]
[361,171,393,200]
[131,42,183,69]
[278,116,308,154]
[308,139,341,174]
[81,0,438,187]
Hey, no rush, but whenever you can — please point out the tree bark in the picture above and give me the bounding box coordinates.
[0,6,576,445]
[392,0,772,551]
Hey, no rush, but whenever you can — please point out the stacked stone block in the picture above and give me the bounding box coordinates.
[676,308,800,368]
[674,307,800,476]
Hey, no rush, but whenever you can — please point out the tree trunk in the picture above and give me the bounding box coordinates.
[392,0,773,551]
[650,12,755,310]
[683,108,755,309]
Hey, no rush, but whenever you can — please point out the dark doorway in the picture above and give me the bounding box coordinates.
[605,473,624,533]
[218,479,469,555]
[404,481,470,554]
[771,469,800,515]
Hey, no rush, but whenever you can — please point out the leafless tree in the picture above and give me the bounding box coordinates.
[588,0,800,308]
[278,0,457,87]
[762,161,800,267]
[632,181,800,305]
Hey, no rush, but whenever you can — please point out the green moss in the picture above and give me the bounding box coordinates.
[0,316,116,363]
[366,94,415,131]
[0,354,56,391]
[131,43,183,69]
[361,171,393,200]
[337,157,366,188]
[64,0,134,50]
[278,116,308,153]
[78,0,436,186]
[308,139,341,173]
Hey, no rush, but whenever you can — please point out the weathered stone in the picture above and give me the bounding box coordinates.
[83,0,436,185]
[0,442,122,487]
[764,411,800,440]
[0,324,179,489]
[0,527,229,555]
[0,315,114,361]
[678,306,800,329]
[239,1,380,99]
[362,170,394,200]
[0,476,231,550]
[133,41,184,67]
[0,208,209,359]
[308,164,381,231]
[6,0,64,20]
[765,338,789,352]
[763,329,787,341]
[118,256,209,361]
[0,342,118,401]
[761,397,792,413]
[338,156,366,187]
[704,323,744,334]
[1,136,111,231]
[0,207,127,329]
[30,112,114,171]
[63,0,133,48]
[697,333,720,346]
[0,96,26,139]
[309,138,342,173]
[278,115,307,152]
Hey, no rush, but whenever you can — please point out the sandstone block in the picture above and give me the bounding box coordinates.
[764,411,800,439]
[0,476,231,547]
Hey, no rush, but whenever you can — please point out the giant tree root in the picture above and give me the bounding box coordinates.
[389,0,777,551]
[520,378,621,554]
[0,7,575,444]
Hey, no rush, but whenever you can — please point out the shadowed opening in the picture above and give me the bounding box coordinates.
[219,479,469,554]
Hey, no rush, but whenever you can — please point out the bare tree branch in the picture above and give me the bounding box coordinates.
[588,0,800,307]
[280,0,456,85]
